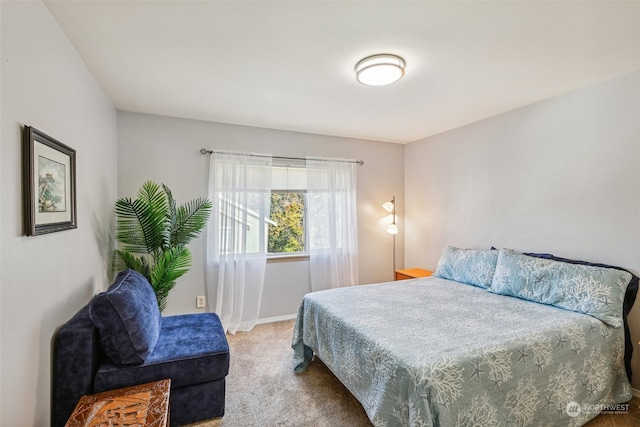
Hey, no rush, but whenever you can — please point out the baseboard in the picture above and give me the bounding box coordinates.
[633,388,640,398]
[256,314,297,325]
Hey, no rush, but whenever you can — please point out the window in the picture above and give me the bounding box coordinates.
[267,162,308,256]
[268,191,306,254]
[217,192,269,255]
[214,159,309,257]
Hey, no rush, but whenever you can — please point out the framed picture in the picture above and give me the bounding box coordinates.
[23,126,77,236]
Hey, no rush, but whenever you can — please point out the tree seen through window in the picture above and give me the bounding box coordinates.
[268,192,305,253]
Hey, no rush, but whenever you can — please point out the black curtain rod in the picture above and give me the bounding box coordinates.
[200,148,364,165]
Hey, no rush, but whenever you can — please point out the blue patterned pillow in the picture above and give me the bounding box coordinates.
[89,269,161,365]
[434,246,498,288]
[489,249,630,327]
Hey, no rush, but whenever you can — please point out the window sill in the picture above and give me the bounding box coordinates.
[267,253,310,263]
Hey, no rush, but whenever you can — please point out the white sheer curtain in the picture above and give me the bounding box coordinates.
[205,151,272,334]
[306,157,359,291]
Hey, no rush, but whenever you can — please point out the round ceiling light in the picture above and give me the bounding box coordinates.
[355,54,405,86]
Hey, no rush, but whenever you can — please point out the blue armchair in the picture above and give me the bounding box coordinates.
[52,269,230,427]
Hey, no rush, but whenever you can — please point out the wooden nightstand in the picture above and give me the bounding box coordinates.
[395,268,433,281]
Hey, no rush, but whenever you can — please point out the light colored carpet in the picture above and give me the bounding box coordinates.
[187,320,640,427]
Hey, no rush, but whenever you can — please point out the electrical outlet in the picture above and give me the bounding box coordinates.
[196,295,206,308]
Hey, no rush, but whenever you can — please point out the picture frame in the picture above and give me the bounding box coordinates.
[23,126,77,236]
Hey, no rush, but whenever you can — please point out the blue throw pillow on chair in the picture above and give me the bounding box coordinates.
[89,269,161,365]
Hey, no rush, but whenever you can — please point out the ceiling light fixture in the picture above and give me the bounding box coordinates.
[355,54,405,86]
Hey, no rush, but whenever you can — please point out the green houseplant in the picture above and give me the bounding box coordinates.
[114,181,212,311]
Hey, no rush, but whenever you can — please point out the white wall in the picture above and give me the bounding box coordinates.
[0,2,4,422]
[117,111,404,317]
[405,71,640,388]
[0,2,118,426]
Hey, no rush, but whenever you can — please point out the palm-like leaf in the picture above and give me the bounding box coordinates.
[114,198,148,253]
[150,247,192,311]
[161,183,177,249]
[170,198,213,246]
[115,181,167,254]
[114,249,151,281]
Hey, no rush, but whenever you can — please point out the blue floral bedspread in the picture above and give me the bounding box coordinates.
[292,277,631,426]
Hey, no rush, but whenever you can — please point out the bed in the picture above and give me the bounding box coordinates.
[292,247,638,427]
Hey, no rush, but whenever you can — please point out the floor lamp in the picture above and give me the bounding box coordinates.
[383,196,398,280]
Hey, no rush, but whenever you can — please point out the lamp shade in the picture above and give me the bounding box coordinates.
[386,223,399,235]
[355,54,405,86]
[382,201,394,213]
